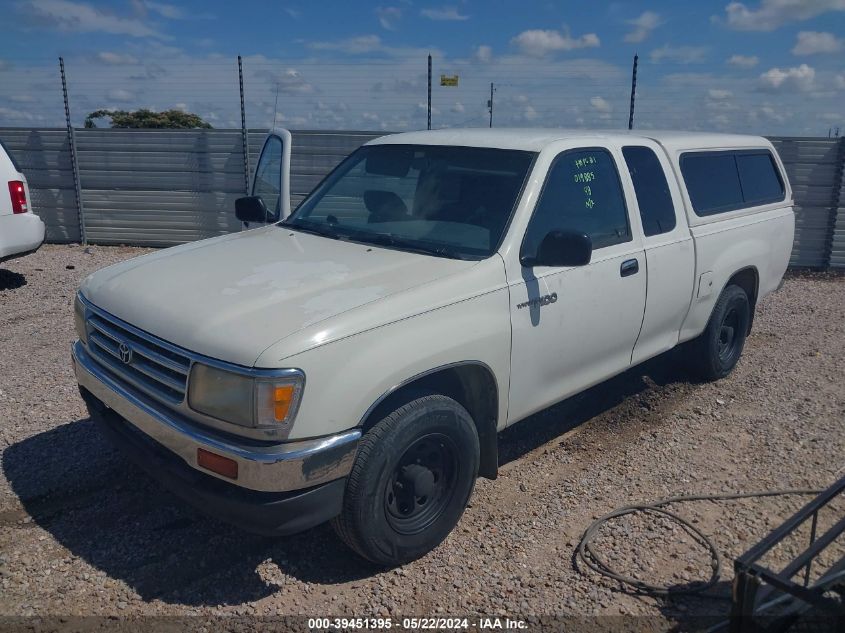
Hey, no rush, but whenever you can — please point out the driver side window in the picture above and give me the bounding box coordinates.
[252,136,283,219]
[523,148,631,256]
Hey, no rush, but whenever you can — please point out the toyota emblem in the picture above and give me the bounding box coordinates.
[118,341,133,364]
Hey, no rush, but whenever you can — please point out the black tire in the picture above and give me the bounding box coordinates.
[332,394,479,566]
[687,284,750,381]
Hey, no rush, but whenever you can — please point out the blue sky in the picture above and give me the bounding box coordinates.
[1,0,843,134]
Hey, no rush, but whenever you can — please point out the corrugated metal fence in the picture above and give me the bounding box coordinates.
[768,138,845,268]
[1,128,843,268]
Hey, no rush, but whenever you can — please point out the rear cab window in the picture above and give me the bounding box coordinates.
[622,146,676,237]
[680,149,785,216]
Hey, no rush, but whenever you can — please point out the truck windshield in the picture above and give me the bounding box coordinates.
[283,144,535,259]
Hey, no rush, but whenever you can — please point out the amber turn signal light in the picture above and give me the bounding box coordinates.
[197,448,238,479]
[273,385,295,422]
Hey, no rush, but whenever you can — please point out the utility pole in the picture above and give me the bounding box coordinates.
[238,55,250,194]
[59,57,86,245]
[488,82,495,128]
[628,54,638,130]
[427,54,432,130]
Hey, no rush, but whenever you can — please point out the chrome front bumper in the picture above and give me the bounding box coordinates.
[72,340,360,493]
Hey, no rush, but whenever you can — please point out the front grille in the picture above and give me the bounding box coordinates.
[86,311,191,405]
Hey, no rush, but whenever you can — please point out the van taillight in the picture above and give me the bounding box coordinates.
[8,181,27,214]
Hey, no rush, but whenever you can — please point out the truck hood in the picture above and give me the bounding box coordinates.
[81,226,476,366]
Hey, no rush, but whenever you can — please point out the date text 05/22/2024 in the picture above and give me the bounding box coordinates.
[307,617,528,630]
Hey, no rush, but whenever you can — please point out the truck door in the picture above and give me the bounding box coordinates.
[247,128,292,223]
[621,142,696,364]
[506,145,647,423]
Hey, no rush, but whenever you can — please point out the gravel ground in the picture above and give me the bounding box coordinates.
[0,244,843,629]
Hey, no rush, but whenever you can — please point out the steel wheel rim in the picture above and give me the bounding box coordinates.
[384,433,459,535]
[718,307,741,364]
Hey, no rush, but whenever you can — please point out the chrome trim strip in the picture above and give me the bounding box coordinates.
[73,341,359,493]
[89,317,190,375]
[87,310,190,405]
[87,343,183,404]
[129,356,186,393]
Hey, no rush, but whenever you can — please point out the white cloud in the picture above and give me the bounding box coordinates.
[663,72,715,86]
[134,0,213,20]
[306,34,437,58]
[759,63,816,91]
[650,45,708,64]
[107,89,135,102]
[590,96,612,113]
[0,60,11,71]
[727,54,759,67]
[376,6,402,30]
[420,6,469,21]
[708,89,733,99]
[451,102,465,113]
[521,105,538,121]
[792,31,844,55]
[0,107,43,123]
[308,35,383,54]
[835,74,845,90]
[624,11,663,43]
[96,52,140,65]
[756,105,787,123]
[254,68,316,95]
[474,45,492,63]
[284,7,300,18]
[722,0,845,31]
[143,1,183,19]
[511,28,600,56]
[23,0,162,37]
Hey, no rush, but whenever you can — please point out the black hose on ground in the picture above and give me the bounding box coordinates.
[576,488,823,597]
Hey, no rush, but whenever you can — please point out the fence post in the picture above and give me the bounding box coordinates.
[238,55,250,194]
[628,54,638,131]
[427,54,432,131]
[59,57,86,245]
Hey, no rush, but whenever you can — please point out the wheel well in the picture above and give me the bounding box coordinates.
[726,267,759,333]
[361,364,499,480]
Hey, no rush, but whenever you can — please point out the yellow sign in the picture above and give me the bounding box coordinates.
[440,75,459,87]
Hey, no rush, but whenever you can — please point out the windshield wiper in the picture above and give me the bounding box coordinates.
[283,222,468,260]
[364,233,468,260]
[283,220,343,240]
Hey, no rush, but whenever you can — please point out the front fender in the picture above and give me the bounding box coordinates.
[275,288,512,440]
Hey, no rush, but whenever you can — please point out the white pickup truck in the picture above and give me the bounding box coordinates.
[72,129,794,566]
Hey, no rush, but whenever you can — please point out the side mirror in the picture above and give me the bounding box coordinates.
[521,230,592,268]
[235,196,273,223]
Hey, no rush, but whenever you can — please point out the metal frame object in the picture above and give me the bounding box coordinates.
[730,474,845,632]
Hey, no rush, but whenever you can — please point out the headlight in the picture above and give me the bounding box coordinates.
[74,293,88,345]
[187,363,304,430]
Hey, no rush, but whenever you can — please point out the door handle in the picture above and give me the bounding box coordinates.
[620,258,639,277]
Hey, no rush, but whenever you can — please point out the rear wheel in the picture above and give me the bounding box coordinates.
[686,284,750,381]
[332,394,479,566]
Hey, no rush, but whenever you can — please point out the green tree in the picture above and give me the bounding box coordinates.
[84,108,213,129]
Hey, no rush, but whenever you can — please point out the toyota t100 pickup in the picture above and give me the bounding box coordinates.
[72,129,794,566]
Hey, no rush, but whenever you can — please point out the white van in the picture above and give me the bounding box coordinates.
[0,138,45,263]
[73,129,794,566]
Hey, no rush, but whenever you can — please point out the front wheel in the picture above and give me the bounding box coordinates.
[686,284,750,381]
[332,394,479,566]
